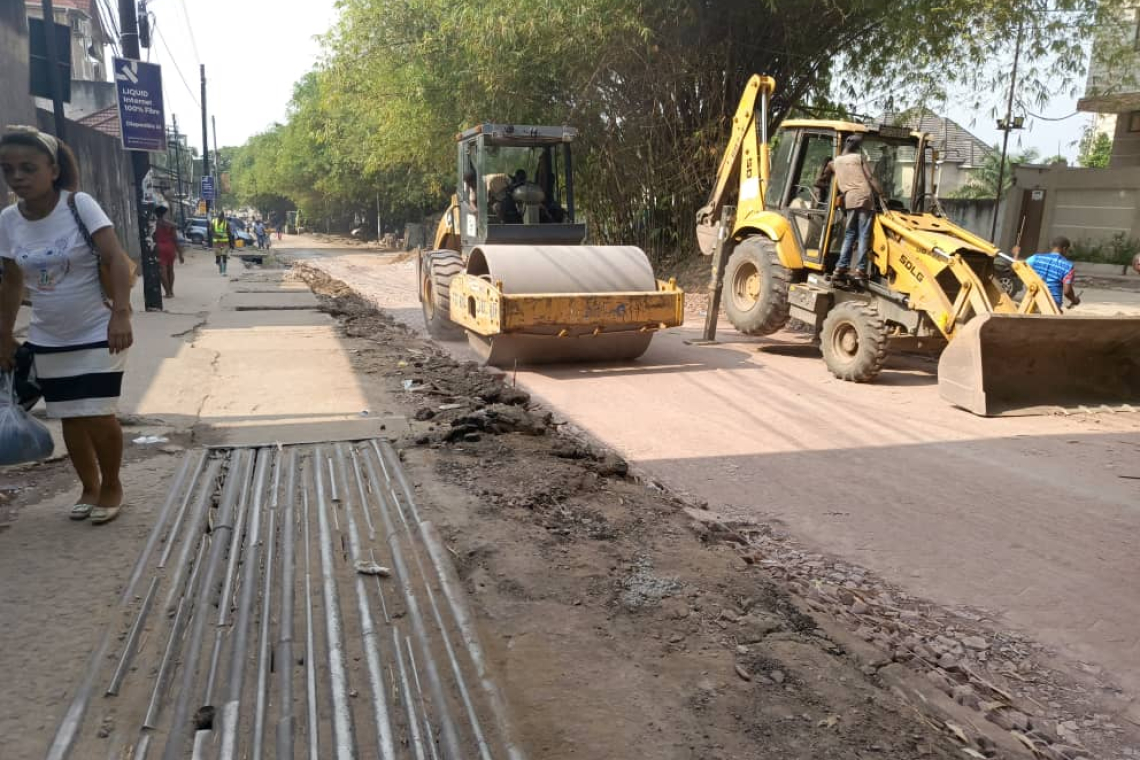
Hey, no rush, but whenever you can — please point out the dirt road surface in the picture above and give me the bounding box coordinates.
[289,245,1140,718]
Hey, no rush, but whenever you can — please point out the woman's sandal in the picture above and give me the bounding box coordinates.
[90,505,122,525]
[69,503,96,521]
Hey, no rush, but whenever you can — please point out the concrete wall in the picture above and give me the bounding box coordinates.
[36,109,141,260]
[938,198,997,239]
[1111,113,1140,167]
[0,0,37,207]
[35,79,116,120]
[1003,164,1140,251]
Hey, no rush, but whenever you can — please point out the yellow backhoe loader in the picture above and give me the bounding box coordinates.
[696,75,1140,416]
[418,124,683,366]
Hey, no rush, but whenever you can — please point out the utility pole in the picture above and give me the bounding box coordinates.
[40,0,67,141]
[200,64,211,244]
[118,0,162,311]
[991,20,1025,243]
[172,114,185,227]
[211,115,220,193]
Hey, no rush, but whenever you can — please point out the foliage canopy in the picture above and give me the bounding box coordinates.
[229,0,1123,254]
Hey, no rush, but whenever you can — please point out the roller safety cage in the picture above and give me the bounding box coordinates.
[418,124,683,366]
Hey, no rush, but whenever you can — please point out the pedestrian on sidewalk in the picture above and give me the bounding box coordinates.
[212,210,232,276]
[0,126,134,525]
[154,206,184,298]
[254,218,267,249]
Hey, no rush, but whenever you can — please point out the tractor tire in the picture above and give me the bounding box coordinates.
[419,249,465,339]
[723,236,792,335]
[820,301,888,383]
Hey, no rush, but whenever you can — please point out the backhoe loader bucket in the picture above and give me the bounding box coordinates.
[448,245,685,367]
[938,313,1140,416]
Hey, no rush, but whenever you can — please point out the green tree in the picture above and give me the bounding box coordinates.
[952,146,1040,199]
[230,0,1129,250]
[1078,128,1113,168]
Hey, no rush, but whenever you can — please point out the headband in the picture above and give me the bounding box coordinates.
[4,124,60,160]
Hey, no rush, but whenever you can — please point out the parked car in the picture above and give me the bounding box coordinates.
[183,216,256,248]
[184,216,209,245]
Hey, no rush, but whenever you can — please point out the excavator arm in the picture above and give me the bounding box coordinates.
[695,75,777,254]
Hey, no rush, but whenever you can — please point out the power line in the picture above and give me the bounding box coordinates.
[176,0,201,67]
[155,23,201,108]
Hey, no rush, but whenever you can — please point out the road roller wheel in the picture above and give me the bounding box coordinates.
[419,250,465,339]
[820,301,888,382]
[469,331,653,367]
[723,236,792,335]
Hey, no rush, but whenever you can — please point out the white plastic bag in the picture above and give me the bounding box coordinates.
[0,372,54,466]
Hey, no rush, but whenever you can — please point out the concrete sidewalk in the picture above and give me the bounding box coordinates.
[0,247,404,758]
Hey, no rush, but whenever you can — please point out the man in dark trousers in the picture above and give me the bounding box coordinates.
[832,134,882,282]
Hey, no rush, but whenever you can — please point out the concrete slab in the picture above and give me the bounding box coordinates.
[221,290,321,311]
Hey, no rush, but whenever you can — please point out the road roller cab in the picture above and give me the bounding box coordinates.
[419,124,684,365]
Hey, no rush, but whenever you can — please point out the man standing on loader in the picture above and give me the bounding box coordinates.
[832,134,882,283]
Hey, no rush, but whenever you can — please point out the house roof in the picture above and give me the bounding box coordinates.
[76,105,121,139]
[887,113,993,167]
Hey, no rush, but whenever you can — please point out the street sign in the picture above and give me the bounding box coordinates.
[113,57,166,152]
[28,18,72,102]
[201,176,216,200]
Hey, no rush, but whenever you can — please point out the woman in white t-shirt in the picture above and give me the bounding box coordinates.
[0,126,134,525]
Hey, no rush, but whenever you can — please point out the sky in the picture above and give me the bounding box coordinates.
[121,0,339,151]
[111,0,1093,161]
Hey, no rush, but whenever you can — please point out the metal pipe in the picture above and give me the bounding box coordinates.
[105,575,160,696]
[314,445,358,759]
[218,448,272,760]
[276,448,299,760]
[379,440,427,526]
[217,450,255,626]
[134,733,152,760]
[423,522,528,760]
[407,637,441,760]
[372,445,494,760]
[190,730,211,760]
[271,442,283,508]
[393,627,427,760]
[157,451,210,568]
[371,547,391,624]
[204,451,254,704]
[349,448,376,539]
[143,538,209,729]
[302,482,320,760]
[163,458,224,612]
[251,505,277,759]
[46,628,113,759]
[122,451,198,601]
[360,449,464,760]
[337,443,396,759]
[162,450,249,760]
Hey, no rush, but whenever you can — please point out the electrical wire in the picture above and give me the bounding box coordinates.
[176,0,201,67]
[155,23,201,108]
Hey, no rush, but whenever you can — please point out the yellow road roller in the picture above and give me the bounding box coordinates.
[417,124,683,366]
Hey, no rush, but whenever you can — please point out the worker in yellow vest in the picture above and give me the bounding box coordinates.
[211,211,232,276]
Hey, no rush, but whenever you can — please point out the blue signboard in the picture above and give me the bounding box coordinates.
[201,176,216,200]
[114,57,166,152]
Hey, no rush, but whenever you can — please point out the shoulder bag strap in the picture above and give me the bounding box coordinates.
[66,192,102,267]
